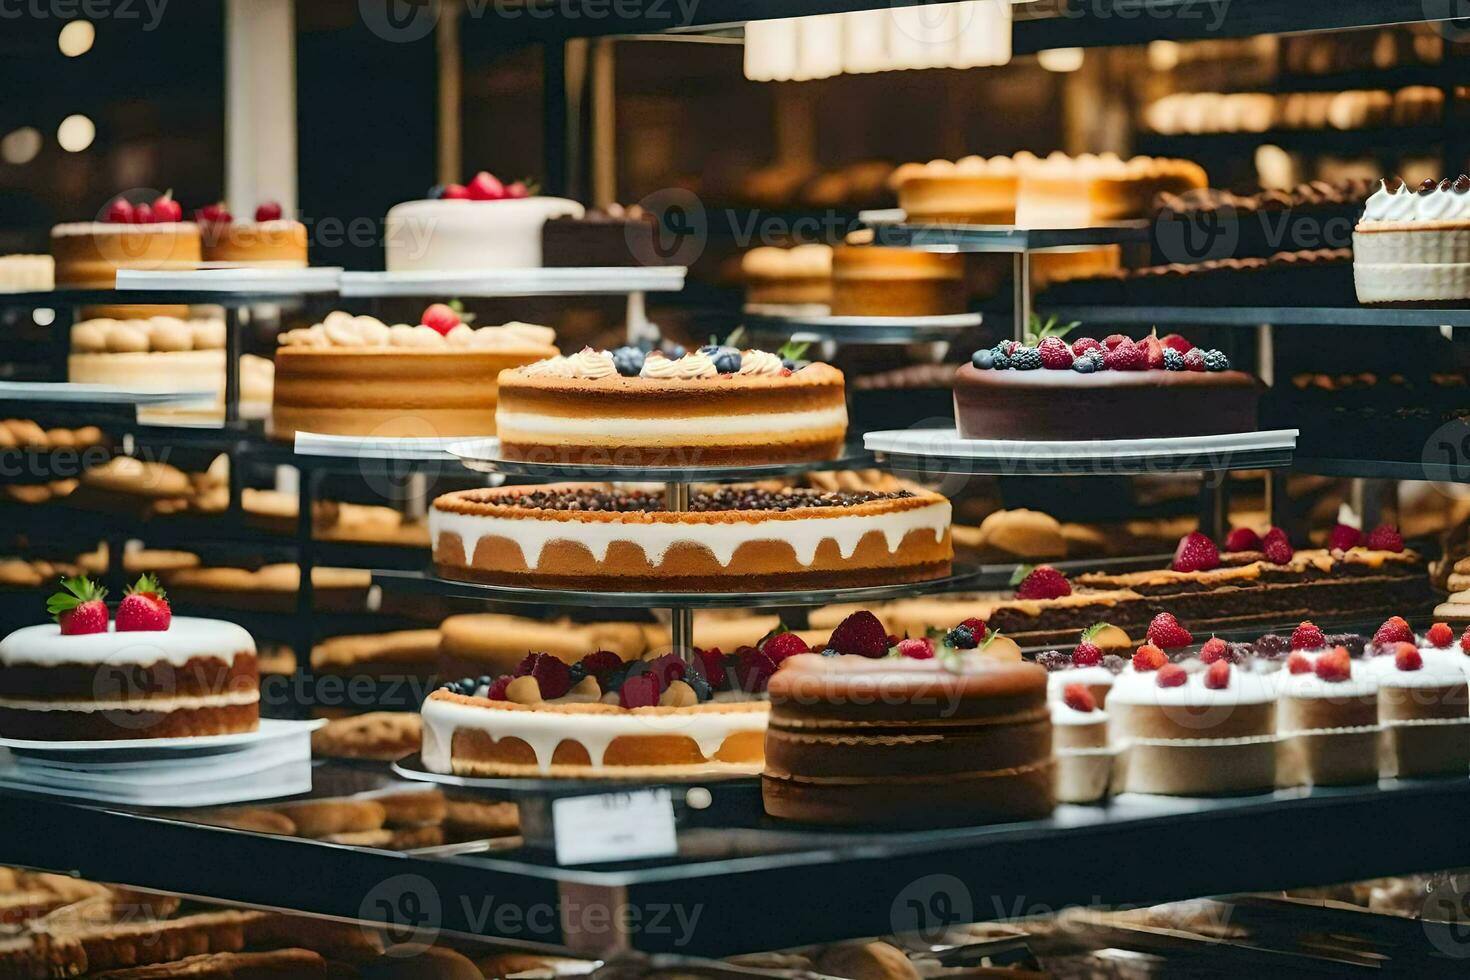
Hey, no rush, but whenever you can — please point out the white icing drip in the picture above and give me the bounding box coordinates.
[737,350,783,376]
[0,618,255,668]
[0,690,260,712]
[566,348,616,379]
[430,499,950,569]
[419,695,768,773]
[495,405,847,437]
[1362,179,1470,222]
[1108,660,1277,706]
[522,355,575,378]
[1362,648,1470,689]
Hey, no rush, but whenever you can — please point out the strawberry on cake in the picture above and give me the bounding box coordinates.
[430,483,953,592]
[385,171,582,270]
[270,306,558,440]
[0,576,259,741]
[421,649,770,778]
[494,343,848,466]
[954,332,1260,440]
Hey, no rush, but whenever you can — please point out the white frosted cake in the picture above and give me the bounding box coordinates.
[1276,646,1380,786]
[1354,177,1470,304]
[385,197,584,271]
[1364,642,1470,777]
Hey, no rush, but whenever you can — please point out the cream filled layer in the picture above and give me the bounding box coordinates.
[420,695,769,773]
[495,405,847,438]
[431,499,951,570]
[0,690,259,712]
[0,618,255,668]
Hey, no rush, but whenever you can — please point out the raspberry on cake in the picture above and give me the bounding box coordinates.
[270,311,557,441]
[431,483,953,592]
[954,333,1260,441]
[420,649,769,779]
[0,579,259,741]
[494,348,848,466]
[762,653,1054,827]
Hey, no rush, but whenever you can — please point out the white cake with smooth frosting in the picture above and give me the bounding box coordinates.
[385,197,584,271]
[1354,177,1470,303]
[1364,645,1470,777]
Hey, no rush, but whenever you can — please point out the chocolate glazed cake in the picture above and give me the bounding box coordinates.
[953,364,1261,440]
[763,653,1054,827]
[430,483,953,592]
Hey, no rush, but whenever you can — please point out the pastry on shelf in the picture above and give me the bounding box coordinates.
[954,332,1260,441]
[0,419,105,451]
[430,483,952,592]
[955,508,1069,563]
[1354,177,1470,304]
[1434,580,1470,624]
[1151,178,1378,262]
[384,171,582,270]
[87,949,328,978]
[495,345,848,466]
[740,243,833,309]
[762,614,1054,827]
[0,908,263,977]
[1365,618,1470,778]
[311,630,440,688]
[1039,247,1355,307]
[422,650,770,778]
[51,192,201,288]
[75,546,201,579]
[311,711,423,761]
[1275,640,1381,787]
[0,253,53,293]
[1108,648,1277,795]
[830,237,966,317]
[68,315,274,422]
[270,308,557,441]
[542,203,674,267]
[439,612,647,678]
[162,564,372,614]
[196,200,308,267]
[890,151,1207,227]
[242,489,430,547]
[0,575,258,740]
[0,557,82,589]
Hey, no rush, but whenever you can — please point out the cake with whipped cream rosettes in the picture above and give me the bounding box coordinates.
[270,307,558,441]
[421,649,769,778]
[431,482,952,592]
[1354,177,1470,304]
[1276,643,1380,787]
[0,576,258,741]
[495,344,847,466]
[1108,651,1278,795]
[385,171,582,270]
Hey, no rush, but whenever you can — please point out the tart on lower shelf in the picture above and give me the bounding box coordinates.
[762,630,1054,827]
[954,332,1260,441]
[430,482,953,592]
[270,306,558,440]
[421,649,771,778]
[0,576,259,741]
[1354,177,1470,305]
[494,345,848,466]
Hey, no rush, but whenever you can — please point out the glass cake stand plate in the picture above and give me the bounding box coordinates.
[447,438,875,482]
[0,718,326,759]
[866,428,1299,476]
[292,431,467,461]
[392,753,761,795]
[0,382,216,407]
[372,566,983,610]
[114,267,343,294]
[339,267,686,298]
[743,309,982,344]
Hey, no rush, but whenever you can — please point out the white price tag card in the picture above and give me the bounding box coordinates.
[552,789,678,865]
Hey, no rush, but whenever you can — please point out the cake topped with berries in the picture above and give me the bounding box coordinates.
[51,192,202,288]
[495,342,848,466]
[270,307,558,441]
[0,576,259,741]
[196,200,307,267]
[431,482,952,592]
[953,330,1260,440]
[420,649,769,778]
[385,170,582,271]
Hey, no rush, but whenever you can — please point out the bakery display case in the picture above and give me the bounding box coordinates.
[3,2,1470,976]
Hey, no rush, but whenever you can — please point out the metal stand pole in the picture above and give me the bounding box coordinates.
[292,465,320,720]
[665,480,694,664]
[224,305,243,426]
[1012,252,1032,342]
[625,291,652,347]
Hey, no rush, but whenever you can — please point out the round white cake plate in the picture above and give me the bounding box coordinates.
[0,381,216,407]
[339,267,686,298]
[114,267,342,294]
[865,428,1299,476]
[292,431,467,462]
[0,718,326,759]
[446,437,875,482]
[391,753,761,794]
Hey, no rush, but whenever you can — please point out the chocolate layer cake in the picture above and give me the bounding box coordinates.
[763,653,1054,827]
[541,204,670,267]
[954,362,1260,440]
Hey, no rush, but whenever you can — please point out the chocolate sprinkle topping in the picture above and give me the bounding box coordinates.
[1420,178,1439,194]
[1455,175,1470,193]
[494,486,916,513]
